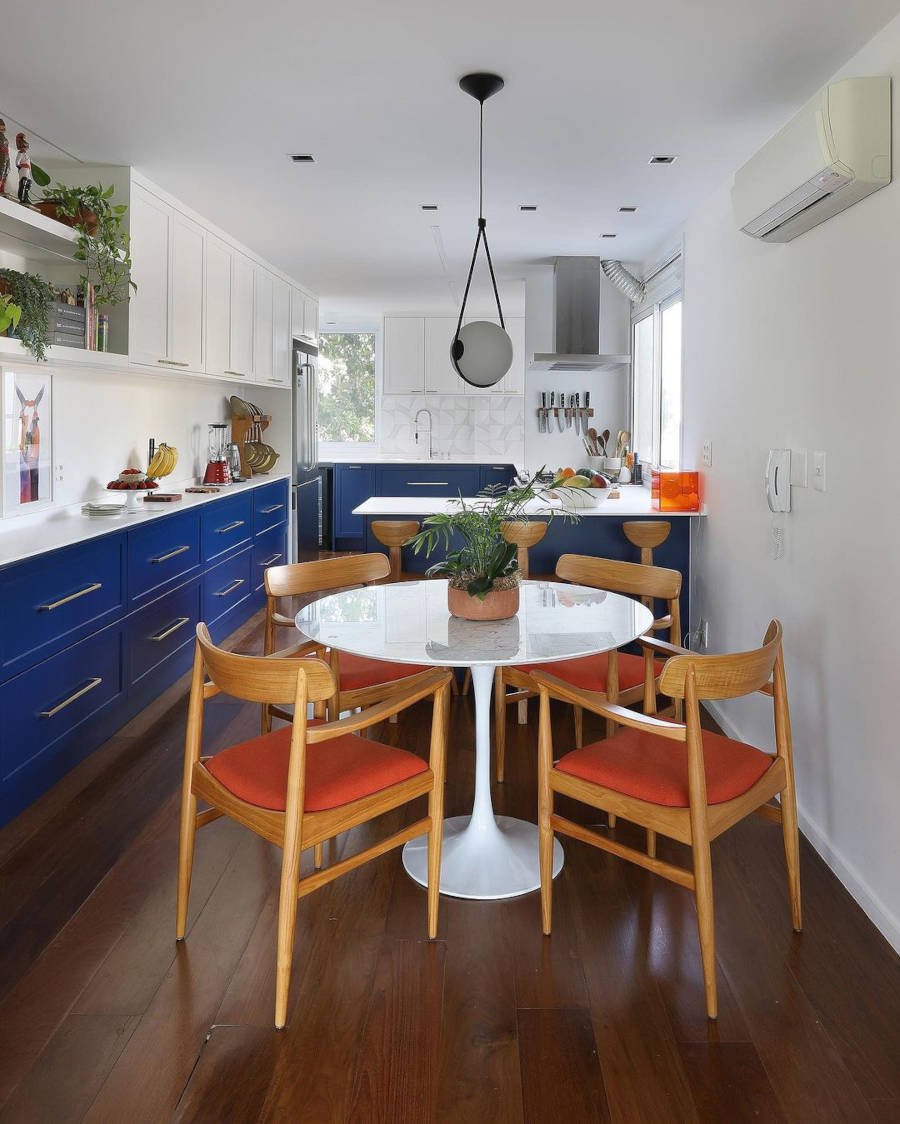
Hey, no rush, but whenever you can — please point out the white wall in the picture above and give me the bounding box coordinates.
[679,14,900,950]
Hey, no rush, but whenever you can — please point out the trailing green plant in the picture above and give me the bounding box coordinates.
[40,182,135,306]
[407,470,579,600]
[0,269,53,361]
[0,293,22,336]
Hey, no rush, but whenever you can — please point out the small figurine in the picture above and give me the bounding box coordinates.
[15,132,32,205]
[0,120,9,196]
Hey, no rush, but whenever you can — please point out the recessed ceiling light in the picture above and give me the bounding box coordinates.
[519,204,538,211]
[601,233,617,238]
[618,205,637,213]
[420,203,439,211]
[287,153,315,163]
[649,154,677,165]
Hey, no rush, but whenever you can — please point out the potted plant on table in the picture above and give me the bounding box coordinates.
[0,269,54,361]
[407,471,580,621]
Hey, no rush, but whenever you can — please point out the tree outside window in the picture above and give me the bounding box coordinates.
[318,332,377,445]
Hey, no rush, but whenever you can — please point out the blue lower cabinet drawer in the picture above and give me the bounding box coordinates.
[253,525,288,593]
[377,465,479,497]
[200,492,253,564]
[253,479,289,536]
[0,624,124,819]
[0,534,125,682]
[202,547,252,625]
[127,579,200,688]
[127,510,200,606]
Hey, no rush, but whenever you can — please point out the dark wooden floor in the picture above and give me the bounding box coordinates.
[0,611,898,1123]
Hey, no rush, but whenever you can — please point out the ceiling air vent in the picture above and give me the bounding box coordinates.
[288,153,315,163]
[649,155,677,165]
[420,203,438,211]
[520,204,538,211]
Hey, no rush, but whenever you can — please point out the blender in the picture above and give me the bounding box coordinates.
[203,423,233,485]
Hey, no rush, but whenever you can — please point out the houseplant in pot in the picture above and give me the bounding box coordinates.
[35,182,135,305]
[0,269,53,361]
[0,293,22,337]
[407,472,575,621]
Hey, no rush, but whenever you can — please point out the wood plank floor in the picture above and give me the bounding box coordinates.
[0,610,898,1122]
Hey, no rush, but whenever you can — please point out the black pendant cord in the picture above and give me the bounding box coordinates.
[454,98,505,340]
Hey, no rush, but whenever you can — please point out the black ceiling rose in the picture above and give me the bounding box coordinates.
[451,72,513,389]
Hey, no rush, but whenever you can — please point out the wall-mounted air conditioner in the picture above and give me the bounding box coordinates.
[732,76,891,243]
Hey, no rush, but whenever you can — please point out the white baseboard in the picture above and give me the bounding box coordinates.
[703,700,900,955]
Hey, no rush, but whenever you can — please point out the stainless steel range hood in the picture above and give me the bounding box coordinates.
[530,257,631,372]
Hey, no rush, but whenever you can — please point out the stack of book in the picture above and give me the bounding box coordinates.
[48,299,88,349]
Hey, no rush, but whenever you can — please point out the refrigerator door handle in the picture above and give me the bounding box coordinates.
[297,360,316,471]
[311,362,319,469]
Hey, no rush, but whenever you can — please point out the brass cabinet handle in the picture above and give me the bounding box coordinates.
[215,520,246,534]
[259,553,283,567]
[149,616,190,642]
[259,504,283,515]
[151,545,191,564]
[157,358,190,367]
[37,582,102,612]
[214,578,245,597]
[39,677,103,718]
[224,369,247,377]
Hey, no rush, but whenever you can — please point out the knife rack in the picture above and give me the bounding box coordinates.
[536,407,594,431]
[230,414,271,477]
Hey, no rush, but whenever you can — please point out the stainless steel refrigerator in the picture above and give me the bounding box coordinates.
[293,340,323,560]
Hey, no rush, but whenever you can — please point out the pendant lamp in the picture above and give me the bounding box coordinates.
[451,72,513,388]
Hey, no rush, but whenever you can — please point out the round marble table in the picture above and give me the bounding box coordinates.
[296,579,653,901]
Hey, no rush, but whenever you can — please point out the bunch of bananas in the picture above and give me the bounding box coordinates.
[147,443,178,480]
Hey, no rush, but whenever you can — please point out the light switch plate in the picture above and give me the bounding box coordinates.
[702,440,712,467]
[812,451,826,492]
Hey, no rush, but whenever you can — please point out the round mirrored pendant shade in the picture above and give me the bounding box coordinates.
[451,321,513,387]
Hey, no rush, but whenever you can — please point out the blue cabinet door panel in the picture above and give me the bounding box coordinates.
[127,578,200,689]
[0,535,125,681]
[376,466,478,497]
[200,492,253,563]
[202,547,253,626]
[253,524,288,593]
[252,479,289,536]
[127,510,200,606]
[478,464,516,492]
[0,623,125,822]
[334,464,374,539]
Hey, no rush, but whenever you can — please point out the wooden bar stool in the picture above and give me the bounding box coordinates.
[371,520,421,582]
[497,521,549,717]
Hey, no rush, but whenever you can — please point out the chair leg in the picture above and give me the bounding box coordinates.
[538,696,554,936]
[313,842,324,870]
[646,828,656,858]
[608,812,617,829]
[450,672,460,696]
[494,668,507,783]
[261,703,272,736]
[274,834,303,1029]
[175,788,197,941]
[692,837,718,1020]
[780,786,803,932]
[426,806,445,941]
[461,668,472,695]
[573,704,584,749]
[517,699,528,724]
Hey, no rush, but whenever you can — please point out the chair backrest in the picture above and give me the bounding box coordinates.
[264,553,390,599]
[660,620,782,701]
[556,553,681,603]
[195,622,335,705]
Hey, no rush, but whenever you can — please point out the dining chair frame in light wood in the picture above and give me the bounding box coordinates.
[494,553,682,783]
[534,620,801,1020]
[177,623,452,1028]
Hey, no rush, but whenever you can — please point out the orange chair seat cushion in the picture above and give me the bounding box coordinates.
[555,727,772,807]
[517,651,664,694]
[204,723,427,812]
[337,652,429,693]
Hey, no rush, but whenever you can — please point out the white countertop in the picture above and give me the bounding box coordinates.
[0,472,291,569]
[353,486,702,518]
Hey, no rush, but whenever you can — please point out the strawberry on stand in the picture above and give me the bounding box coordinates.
[106,468,159,491]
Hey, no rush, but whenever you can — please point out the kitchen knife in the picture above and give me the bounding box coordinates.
[582,391,590,435]
[573,393,581,435]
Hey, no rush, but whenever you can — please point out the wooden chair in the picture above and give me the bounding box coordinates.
[371,520,421,581]
[176,623,451,1028]
[264,554,429,726]
[534,619,801,1020]
[494,554,682,783]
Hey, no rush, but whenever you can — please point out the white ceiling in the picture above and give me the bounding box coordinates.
[5,0,899,320]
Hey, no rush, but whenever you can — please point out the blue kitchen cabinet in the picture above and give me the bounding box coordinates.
[126,577,201,693]
[253,479,289,537]
[200,491,253,563]
[333,463,375,544]
[478,463,517,492]
[253,523,288,595]
[128,509,201,607]
[376,465,479,498]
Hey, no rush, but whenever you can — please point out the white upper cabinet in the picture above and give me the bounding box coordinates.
[383,317,425,394]
[169,213,204,372]
[271,277,292,386]
[253,268,275,382]
[229,252,255,379]
[291,287,318,345]
[500,316,525,394]
[424,317,464,394]
[204,236,232,377]
[128,185,170,367]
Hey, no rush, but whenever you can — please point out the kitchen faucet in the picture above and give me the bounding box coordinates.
[414,408,434,458]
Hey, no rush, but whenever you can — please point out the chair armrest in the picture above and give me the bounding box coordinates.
[640,636,692,658]
[530,671,687,742]
[272,611,297,629]
[306,668,453,741]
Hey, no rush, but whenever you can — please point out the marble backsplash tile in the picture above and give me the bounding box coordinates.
[380,395,524,460]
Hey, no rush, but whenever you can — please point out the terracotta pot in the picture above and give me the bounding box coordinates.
[34,200,100,236]
[448,583,519,621]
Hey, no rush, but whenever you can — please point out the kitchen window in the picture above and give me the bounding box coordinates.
[630,251,683,470]
[317,330,379,453]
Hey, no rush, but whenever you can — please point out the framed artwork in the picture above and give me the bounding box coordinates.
[2,366,53,516]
